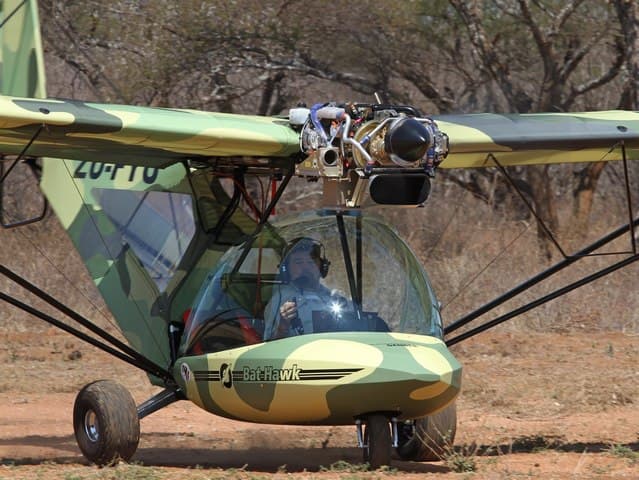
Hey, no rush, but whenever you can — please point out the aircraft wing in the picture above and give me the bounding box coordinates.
[0,95,301,165]
[1,95,639,168]
[435,111,639,168]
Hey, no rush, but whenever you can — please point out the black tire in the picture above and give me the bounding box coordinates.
[363,414,391,469]
[396,402,457,462]
[73,380,140,466]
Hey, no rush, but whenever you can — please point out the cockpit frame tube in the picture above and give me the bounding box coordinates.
[336,212,362,321]
[230,162,294,275]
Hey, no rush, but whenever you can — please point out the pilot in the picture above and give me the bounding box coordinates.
[264,237,344,339]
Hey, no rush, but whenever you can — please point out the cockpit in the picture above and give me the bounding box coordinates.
[179,210,443,355]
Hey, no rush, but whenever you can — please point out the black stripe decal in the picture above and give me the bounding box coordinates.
[193,367,363,382]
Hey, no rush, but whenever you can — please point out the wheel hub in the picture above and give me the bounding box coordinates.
[83,409,100,443]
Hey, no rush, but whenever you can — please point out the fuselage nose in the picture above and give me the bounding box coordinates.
[175,332,461,425]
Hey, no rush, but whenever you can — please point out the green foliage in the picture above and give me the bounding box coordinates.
[605,443,639,463]
[437,440,479,473]
[319,460,371,473]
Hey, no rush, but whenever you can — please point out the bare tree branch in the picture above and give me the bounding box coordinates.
[550,0,588,38]
[558,29,608,83]
[562,38,625,108]
[450,0,526,111]
[614,0,639,109]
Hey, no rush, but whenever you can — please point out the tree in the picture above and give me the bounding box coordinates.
[444,0,625,258]
[39,0,635,258]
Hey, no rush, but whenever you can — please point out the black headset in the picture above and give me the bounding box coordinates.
[279,237,330,281]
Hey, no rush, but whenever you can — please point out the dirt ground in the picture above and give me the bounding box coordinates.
[0,327,637,479]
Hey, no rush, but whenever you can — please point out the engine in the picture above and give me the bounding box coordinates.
[290,103,449,179]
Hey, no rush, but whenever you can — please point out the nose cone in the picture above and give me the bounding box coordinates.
[384,118,432,163]
[322,332,461,421]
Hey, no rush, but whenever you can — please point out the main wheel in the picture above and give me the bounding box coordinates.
[73,380,140,466]
[363,414,391,469]
[396,402,457,462]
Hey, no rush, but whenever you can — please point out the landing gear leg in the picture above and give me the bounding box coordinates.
[362,414,392,469]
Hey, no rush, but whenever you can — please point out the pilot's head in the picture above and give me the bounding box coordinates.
[281,237,330,289]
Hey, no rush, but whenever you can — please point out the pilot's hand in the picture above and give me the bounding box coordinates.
[274,301,296,338]
[279,301,298,323]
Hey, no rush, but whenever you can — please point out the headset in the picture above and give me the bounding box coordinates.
[279,237,330,281]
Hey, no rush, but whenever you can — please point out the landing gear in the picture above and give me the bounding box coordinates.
[359,414,394,469]
[396,402,457,461]
[73,380,140,466]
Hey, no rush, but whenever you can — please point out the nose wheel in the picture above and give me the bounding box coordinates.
[360,414,392,469]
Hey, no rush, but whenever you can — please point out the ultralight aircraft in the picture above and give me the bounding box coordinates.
[0,0,637,469]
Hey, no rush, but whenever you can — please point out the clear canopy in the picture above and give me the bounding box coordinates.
[180,210,442,355]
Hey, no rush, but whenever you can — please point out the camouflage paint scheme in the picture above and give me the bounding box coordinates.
[0,0,45,98]
[174,332,461,425]
[0,0,635,425]
[1,95,639,167]
[40,162,202,369]
[436,111,639,168]
[2,96,639,387]
[40,154,272,373]
[0,96,301,163]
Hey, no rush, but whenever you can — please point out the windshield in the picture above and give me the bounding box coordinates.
[180,210,442,355]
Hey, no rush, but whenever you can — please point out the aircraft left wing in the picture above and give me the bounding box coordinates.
[0,96,301,165]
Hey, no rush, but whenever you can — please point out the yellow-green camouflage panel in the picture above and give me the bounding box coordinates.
[40,160,262,376]
[436,111,639,168]
[0,0,45,98]
[174,332,461,425]
[0,96,301,164]
[40,161,195,369]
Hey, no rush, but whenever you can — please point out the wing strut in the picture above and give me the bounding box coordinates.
[445,250,639,346]
[0,125,43,183]
[444,214,639,337]
[490,143,637,259]
[0,264,174,383]
[444,145,638,345]
[620,142,638,254]
[490,154,569,258]
[0,0,28,29]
